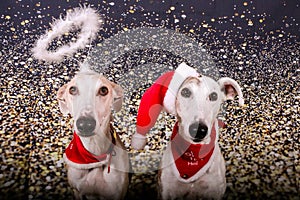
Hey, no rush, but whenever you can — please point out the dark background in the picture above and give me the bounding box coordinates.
[1,0,299,43]
[0,0,299,200]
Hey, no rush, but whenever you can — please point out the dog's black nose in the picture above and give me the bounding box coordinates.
[189,122,208,142]
[76,116,96,136]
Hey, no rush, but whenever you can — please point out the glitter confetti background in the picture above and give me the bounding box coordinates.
[0,0,299,200]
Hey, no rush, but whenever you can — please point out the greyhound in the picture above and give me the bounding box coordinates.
[131,63,244,199]
[159,75,244,200]
[57,63,129,200]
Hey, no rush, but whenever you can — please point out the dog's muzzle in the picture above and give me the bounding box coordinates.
[76,116,96,137]
[189,122,208,142]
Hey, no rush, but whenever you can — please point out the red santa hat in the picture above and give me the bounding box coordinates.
[131,63,199,150]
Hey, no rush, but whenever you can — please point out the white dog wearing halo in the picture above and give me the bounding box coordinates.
[32,6,129,200]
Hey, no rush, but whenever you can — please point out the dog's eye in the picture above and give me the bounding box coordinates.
[181,88,191,98]
[69,86,78,95]
[99,86,109,96]
[209,92,218,101]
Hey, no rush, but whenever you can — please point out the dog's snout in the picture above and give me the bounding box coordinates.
[85,105,92,112]
[189,122,208,142]
[76,116,96,136]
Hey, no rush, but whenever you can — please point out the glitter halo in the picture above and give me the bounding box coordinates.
[32,6,102,63]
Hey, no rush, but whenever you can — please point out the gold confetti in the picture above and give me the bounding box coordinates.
[0,2,299,200]
[248,20,253,26]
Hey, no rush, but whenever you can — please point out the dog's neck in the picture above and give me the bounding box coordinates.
[79,114,113,156]
[170,120,219,180]
[173,120,218,157]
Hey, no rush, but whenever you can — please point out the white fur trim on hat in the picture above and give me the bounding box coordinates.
[163,62,199,114]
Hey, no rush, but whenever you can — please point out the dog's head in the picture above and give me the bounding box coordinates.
[175,76,244,144]
[57,70,123,137]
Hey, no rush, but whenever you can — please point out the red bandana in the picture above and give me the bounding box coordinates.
[65,131,115,172]
[171,122,217,180]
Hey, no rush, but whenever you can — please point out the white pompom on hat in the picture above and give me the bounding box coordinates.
[131,63,199,150]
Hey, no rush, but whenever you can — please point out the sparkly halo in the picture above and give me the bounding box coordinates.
[32,6,102,63]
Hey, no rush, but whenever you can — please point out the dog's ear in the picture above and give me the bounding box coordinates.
[57,84,70,115]
[110,82,124,112]
[218,77,244,106]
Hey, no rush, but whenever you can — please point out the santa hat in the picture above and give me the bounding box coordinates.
[131,63,199,150]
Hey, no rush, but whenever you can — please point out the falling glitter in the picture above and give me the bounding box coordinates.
[0,1,299,200]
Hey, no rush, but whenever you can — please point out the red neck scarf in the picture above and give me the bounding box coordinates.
[171,122,218,180]
[65,129,116,172]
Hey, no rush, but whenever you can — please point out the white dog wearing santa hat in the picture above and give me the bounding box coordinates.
[131,63,244,199]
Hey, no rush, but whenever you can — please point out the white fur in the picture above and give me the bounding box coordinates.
[159,75,244,200]
[57,69,129,200]
[32,6,102,63]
